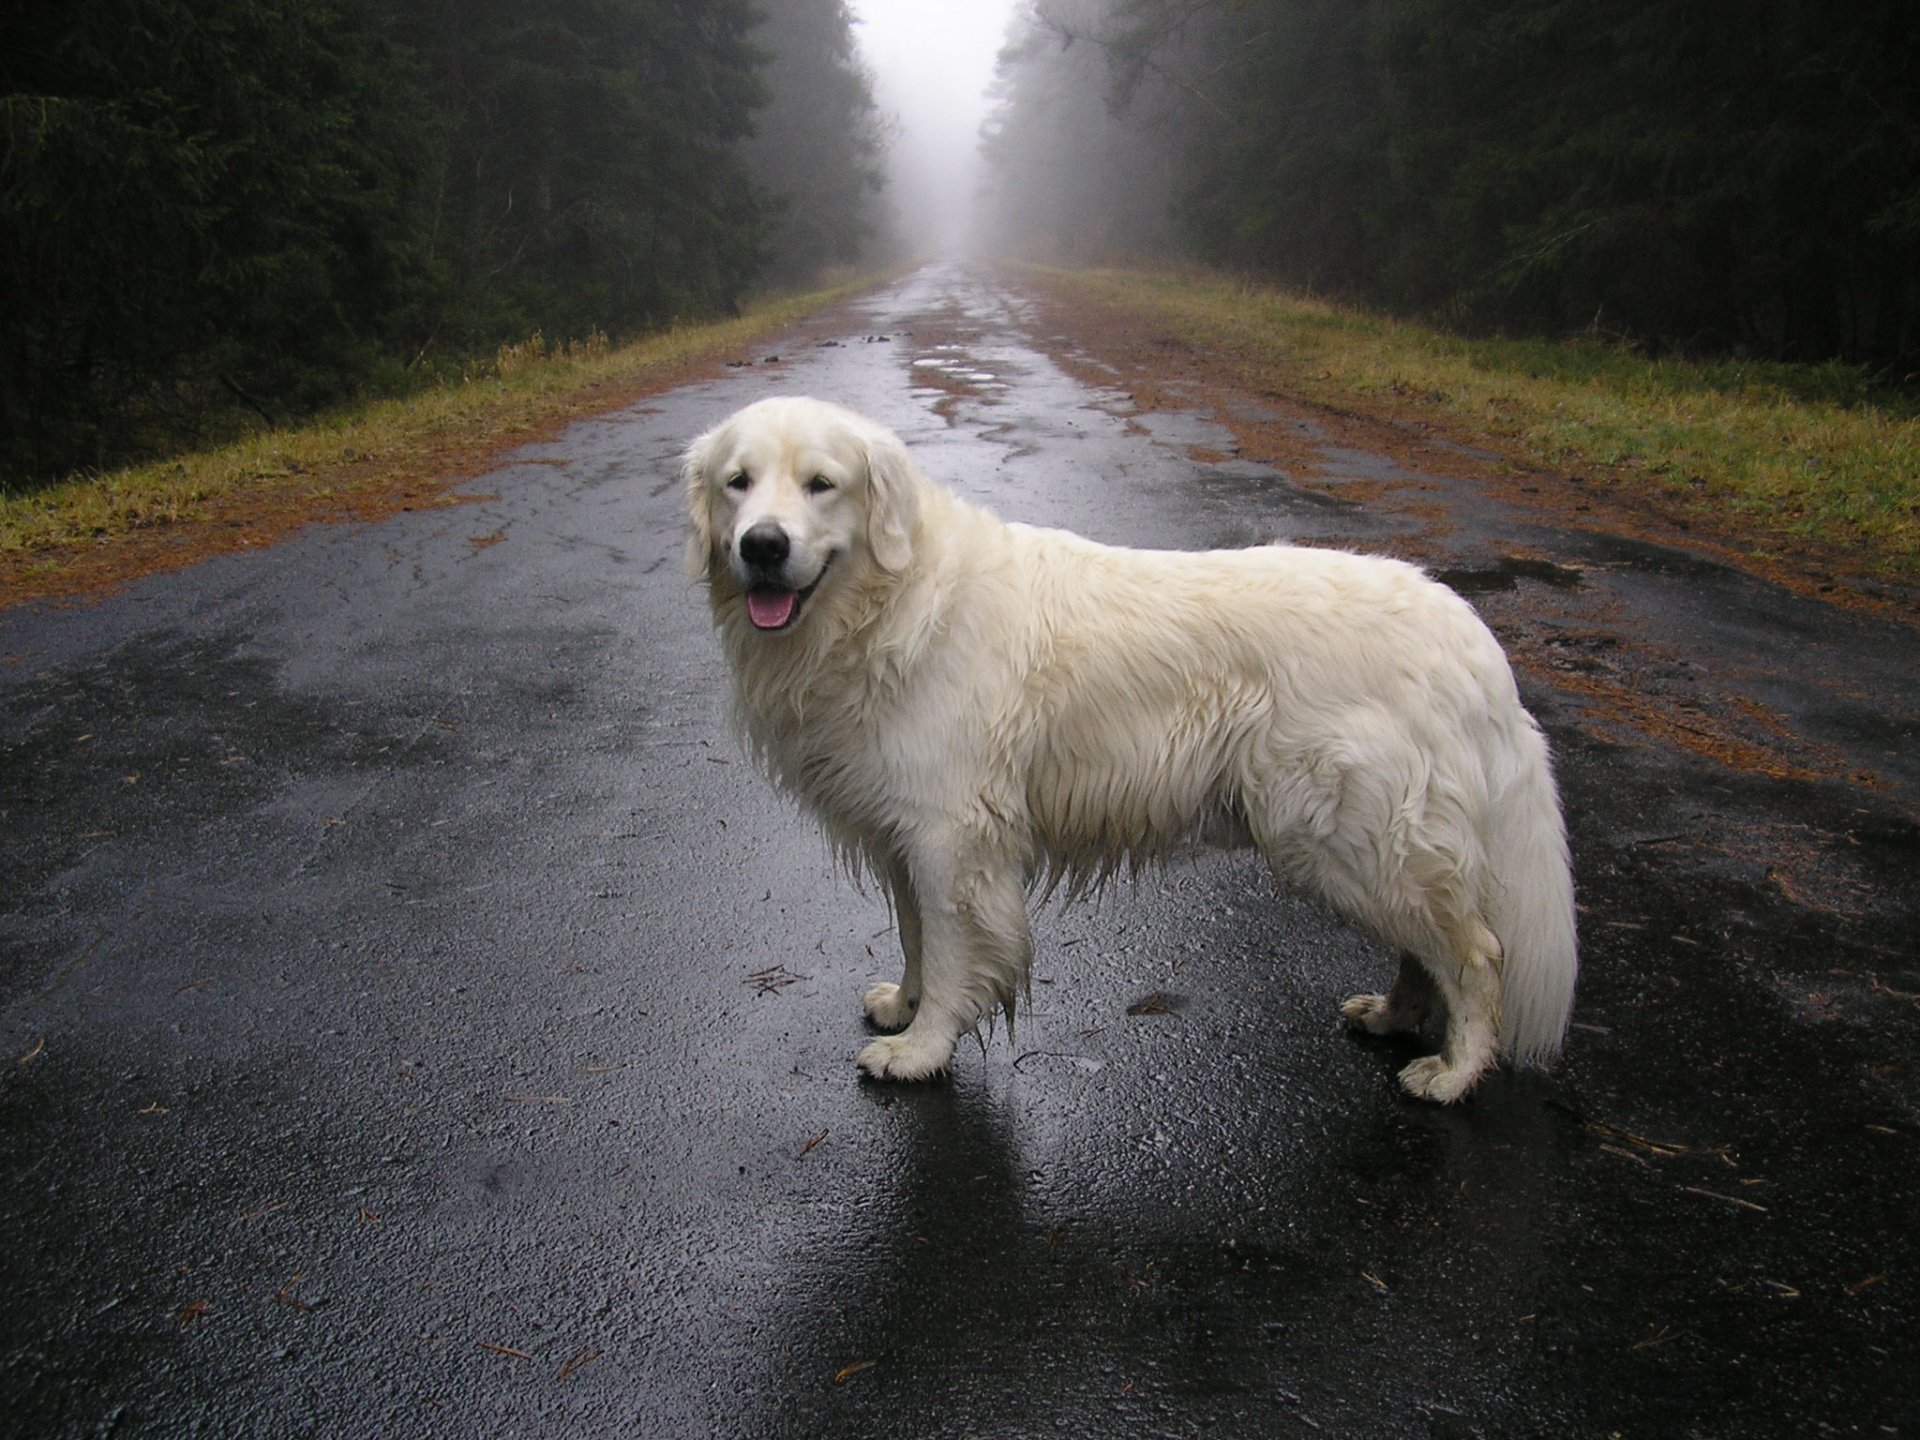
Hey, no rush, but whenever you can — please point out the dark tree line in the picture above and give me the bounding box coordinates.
[0,0,888,482]
[742,0,889,286]
[983,0,1920,370]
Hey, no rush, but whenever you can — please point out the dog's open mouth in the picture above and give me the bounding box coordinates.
[744,555,833,632]
[746,586,800,630]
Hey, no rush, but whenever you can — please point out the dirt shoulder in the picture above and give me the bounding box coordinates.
[1011,268,1919,629]
[0,299,871,614]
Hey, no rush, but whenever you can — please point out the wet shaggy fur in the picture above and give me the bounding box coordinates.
[684,396,1577,1101]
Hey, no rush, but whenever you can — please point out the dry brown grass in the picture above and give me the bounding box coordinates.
[1034,266,1920,586]
[1,279,879,607]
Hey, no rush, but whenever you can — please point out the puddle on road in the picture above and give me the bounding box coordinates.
[909,344,1010,405]
[1435,555,1586,594]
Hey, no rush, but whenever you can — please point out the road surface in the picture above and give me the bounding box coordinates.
[3,265,1916,1437]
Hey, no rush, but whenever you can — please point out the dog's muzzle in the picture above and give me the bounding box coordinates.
[736,522,829,632]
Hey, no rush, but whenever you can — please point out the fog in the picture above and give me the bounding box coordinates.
[852,0,1020,259]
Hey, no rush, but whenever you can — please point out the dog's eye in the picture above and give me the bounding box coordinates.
[805,475,835,496]
[725,472,751,492]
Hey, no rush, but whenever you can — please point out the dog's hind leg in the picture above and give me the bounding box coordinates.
[857,842,1032,1082]
[1393,923,1504,1104]
[863,855,923,1033]
[1340,953,1437,1038]
[1244,767,1501,1103]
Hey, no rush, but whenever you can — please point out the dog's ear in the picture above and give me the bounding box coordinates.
[862,430,921,574]
[682,429,719,579]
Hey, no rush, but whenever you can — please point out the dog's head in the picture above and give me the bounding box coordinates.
[683,396,921,633]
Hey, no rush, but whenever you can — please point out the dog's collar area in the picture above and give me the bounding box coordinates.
[744,552,835,632]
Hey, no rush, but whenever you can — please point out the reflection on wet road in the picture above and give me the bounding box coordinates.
[1,265,1915,1436]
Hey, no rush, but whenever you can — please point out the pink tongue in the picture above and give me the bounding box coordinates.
[746,587,797,630]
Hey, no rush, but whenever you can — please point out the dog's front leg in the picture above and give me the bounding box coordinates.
[856,840,1031,1082]
[862,855,922,1033]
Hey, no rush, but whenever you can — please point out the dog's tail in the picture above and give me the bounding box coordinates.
[1485,718,1579,1067]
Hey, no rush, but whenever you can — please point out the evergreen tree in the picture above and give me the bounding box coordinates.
[1,0,434,474]
[743,0,891,285]
[384,0,768,344]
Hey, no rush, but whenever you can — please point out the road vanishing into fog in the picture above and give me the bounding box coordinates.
[3,264,1917,1437]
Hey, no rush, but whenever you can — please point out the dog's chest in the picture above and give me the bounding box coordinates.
[735,666,892,807]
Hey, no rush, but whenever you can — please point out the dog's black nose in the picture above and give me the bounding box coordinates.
[739,522,790,570]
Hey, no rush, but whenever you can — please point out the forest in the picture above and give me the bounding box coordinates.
[0,0,888,483]
[8,0,1917,488]
[982,0,1920,374]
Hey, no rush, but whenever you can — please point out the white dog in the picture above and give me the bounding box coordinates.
[684,396,1577,1101]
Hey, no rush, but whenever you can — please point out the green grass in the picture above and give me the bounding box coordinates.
[1038,266,1920,583]
[0,276,880,579]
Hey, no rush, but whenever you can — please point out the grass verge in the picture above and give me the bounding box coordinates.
[1030,266,1920,588]
[0,276,882,607]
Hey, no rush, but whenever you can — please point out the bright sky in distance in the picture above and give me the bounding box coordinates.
[852,0,1022,255]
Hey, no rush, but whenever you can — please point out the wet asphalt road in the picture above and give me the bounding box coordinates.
[3,265,1917,1438]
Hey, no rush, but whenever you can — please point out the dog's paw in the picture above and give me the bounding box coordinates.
[862,982,916,1032]
[856,1030,953,1082]
[1341,991,1400,1035]
[1396,1054,1483,1104]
